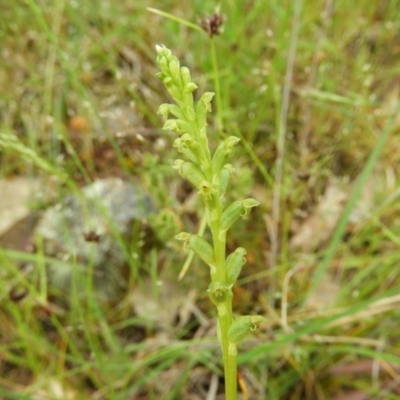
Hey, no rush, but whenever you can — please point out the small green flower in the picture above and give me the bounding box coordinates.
[228,315,266,345]
[199,180,215,201]
[208,281,231,305]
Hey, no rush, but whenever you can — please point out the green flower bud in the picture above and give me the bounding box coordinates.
[228,315,266,345]
[175,119,194,135]
[180,66,192,85]
[157,104,170,121]
[177,161,206,189]
[175,231,192,243]
[155,44,171,60]
[225,247,247,286]
[199,92,215,112]
[196,92,215,131]
[225,136,241,150]
[162,119,178,132]
[220,198,259,232]
[163,119,193,135]
[173,137,182,150]
[168,58,180,80]
[219,164,234,197]
[162,76,174,89]
[179,133,201,155]
[176,232,216,270]
[156,55,168,70]
[156,71,166,80]
[242,198,260,216]
[186,106,197,122]
[180,133,198,149]
[173,136,200,164]
[168,104,184,119]
[187,235,215,268]
[208,281,231,305]
[220,201,245,232]
[172,159,185,170]
[211,136,241,174]
[211,143,227,174]
[184,82,198,93]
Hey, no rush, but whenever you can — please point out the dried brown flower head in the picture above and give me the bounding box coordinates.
[199,10,225,38]
[83,230,102,243]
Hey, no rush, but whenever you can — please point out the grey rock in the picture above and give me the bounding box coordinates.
[34,178,154,303]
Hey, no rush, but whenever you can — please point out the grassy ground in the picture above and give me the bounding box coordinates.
[1,1,400,399]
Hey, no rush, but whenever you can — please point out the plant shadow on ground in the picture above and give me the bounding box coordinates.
[1,1,400,399]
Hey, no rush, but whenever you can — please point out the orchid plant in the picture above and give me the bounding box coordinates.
[156,45,265,400]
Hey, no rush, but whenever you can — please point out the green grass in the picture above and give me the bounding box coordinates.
[1,1,400,399]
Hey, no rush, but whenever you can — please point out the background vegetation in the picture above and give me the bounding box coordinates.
[1,1,400,399]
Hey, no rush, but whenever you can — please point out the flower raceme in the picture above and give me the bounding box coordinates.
[156,45,265,399]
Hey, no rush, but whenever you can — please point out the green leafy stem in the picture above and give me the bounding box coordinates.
[156,45,265,400]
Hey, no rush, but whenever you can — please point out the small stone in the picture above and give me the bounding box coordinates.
[34,178,154,303]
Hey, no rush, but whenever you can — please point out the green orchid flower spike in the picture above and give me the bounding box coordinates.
[156,45,265,400]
